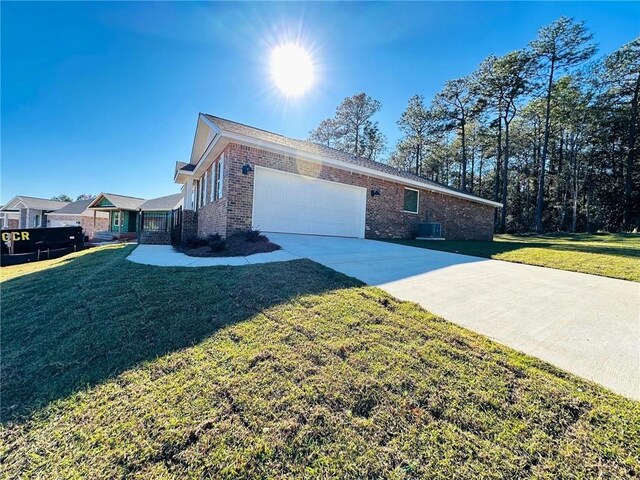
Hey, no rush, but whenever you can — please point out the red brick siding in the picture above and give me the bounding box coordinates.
[181,210,198,240]
[196,156,229,237]
[47,215,110,239]
[139,231,171,245]
[189,142,495,241]
[5,219,19,229]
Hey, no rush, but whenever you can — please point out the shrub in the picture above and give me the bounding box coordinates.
[206,234,226,252]
[182,235,199,248]
[245,229,265,242]
[183,236,209,248]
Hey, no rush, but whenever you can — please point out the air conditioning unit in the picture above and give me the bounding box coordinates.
[416,222,444,240]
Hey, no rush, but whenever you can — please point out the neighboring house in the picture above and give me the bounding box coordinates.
[0,206,20,230]
[138,193,183,245]
[0,196,69,229]
[87,193,146,240]
[46,199,110,239]
[174,114,501,242]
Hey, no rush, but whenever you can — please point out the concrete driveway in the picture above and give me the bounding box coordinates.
[268,233,640,400]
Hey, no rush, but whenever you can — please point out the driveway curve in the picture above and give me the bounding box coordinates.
[268,233,640,400]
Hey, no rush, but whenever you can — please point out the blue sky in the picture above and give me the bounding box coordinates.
[2,1,638,204]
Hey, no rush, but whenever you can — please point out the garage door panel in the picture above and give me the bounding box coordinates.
[252,167,366,238]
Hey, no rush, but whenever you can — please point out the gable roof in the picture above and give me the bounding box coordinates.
[139,193,183,211]
[88,193,146,211]
[47,199,108,217]
[177,114,501,208]
[1,196,69,211]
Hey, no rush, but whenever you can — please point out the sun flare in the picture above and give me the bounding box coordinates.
[270,43,314,96]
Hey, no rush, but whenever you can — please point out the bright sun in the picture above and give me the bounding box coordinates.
[270,43,314,96]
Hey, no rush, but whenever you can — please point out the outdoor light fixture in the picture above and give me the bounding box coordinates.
[242,163,253,175]
[371,189,380,197]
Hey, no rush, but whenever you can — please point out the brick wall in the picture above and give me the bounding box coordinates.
[139,230,171,245]
[196,161,229,237]
[188,142,495,241]
[47,215,110,239]
[182,210,198,240]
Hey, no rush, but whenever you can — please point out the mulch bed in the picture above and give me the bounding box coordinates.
[176,233,280,257]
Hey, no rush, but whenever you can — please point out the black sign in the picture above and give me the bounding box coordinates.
[1,226,84,255]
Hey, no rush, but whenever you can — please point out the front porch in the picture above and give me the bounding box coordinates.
[88,193,145,242]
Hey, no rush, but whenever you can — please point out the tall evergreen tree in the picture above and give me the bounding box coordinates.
[397,94,432,175]
[530,17,596,232]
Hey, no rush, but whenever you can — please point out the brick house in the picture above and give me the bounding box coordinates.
[46,199,109,239]
[87,193,146,240]
[174,114,501,241]
[0,196,70,229]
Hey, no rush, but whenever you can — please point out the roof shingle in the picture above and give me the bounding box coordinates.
[202,114,497,205]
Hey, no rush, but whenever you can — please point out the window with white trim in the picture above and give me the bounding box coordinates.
[113,211,121,227]
[200,177,205,208]
[214,164,216,202]
[216,155,224,200]
[403,188,419,214]
[203,171,208,206]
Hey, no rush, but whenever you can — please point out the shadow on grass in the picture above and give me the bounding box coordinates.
[388,235,640,260]
[1,245,362,423]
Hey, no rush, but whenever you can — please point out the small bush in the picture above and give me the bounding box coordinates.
[182,236,211,248]
[182,235,200,248]
[245,229,265,242]
[206,234,226,252]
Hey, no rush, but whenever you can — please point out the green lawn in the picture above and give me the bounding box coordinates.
[385,233,640,282]
[1,245,638,478]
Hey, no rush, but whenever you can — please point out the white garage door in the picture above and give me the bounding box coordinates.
[252,166,366,238]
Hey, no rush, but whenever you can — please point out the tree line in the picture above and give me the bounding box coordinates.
[309,17,639,233]
[51,194,95,202]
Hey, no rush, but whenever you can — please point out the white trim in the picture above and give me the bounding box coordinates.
[203,170,208,205]
[403,187,420,214]
[216,154,225,200]
[200,114,222,135]
[210,164,215,202]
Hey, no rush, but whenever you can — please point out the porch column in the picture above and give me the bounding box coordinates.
[184,179,195,211]
[119,210,123,237]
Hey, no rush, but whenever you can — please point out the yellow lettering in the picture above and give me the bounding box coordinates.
[1,233,8,242]
[21,232,30,241]
[12,232,20,241]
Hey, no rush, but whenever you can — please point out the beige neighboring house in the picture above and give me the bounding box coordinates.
[46,199,109,239]
[0,196,69,229]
